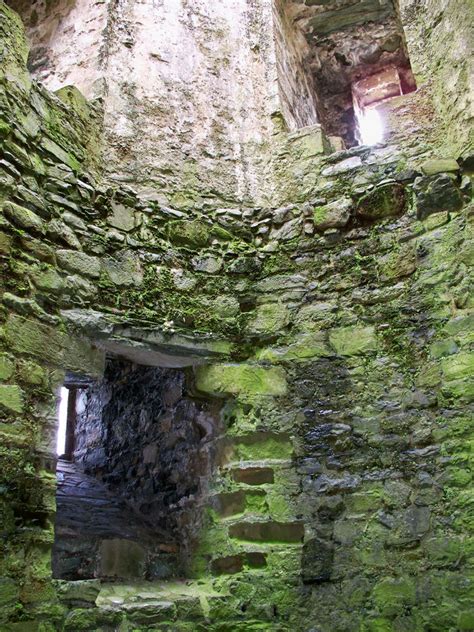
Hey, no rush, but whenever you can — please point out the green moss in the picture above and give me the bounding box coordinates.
[118,267,241,336]
[246,303,290,336]
[372,577,416,616]
[329,326,377,356]
[441,352,474,381]
[0,354,14,381]
[195,364,287,398]
[0,384,24,413]
[4,315,66,366]
[233,435,292,460]
[167,219,210,247]
[255,332,331,362]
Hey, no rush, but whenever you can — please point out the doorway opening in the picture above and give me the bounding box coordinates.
[53,357,220,582]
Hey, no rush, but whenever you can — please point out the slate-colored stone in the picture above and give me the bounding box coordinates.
[57,249,101,278]
[301,538,334,583]
[3,200,44,233]
[414,174,464,219]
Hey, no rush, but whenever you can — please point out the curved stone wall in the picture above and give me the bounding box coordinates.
[0,3,472,631]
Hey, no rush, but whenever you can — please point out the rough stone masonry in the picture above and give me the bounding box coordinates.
[0,0,473,631]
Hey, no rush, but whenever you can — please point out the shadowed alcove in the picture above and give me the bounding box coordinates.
[53,357,221,581]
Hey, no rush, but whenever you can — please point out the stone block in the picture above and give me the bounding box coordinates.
[30,266,64,294]
[301,537,334,583]
[420,158,460,176]
[414,174,463,219]
[356,183,406,220]
[57,250,101,278]
[245,552,267,568]
[167,219,210,247]
[46,219,81,250]
[210,554,244,575]
[329,326,377,355]
[0,231,12,255]
[0,384,24,413]
[3,201,45,234]
[102,250,143,287]
[5,315,65,365]
[194,364,287,397]
[233,432,293,460]
[372,577,416,617]
[322,156,362,176]
[313,197,352,230]
[122,601,177,624]
[441,352,474,381]
[0,577,19,608]
[256,332,332,362]
[55,579,100,607]
[107,201,136,232]
[213,490,246,517]
[191,254,223,273]
[246,302,290,336]
[0,354,14,381]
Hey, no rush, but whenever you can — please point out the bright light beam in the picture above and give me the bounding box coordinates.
[358,107,384,146]
[56,387,69,456]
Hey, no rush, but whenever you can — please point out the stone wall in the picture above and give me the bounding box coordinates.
[273,0,319,131]
[401,0,474,157]
[0,2,473,631]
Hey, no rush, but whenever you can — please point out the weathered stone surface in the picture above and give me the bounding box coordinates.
[0,354,14,381]
[420,158,460,175]
[313,197,352,230]
[4,315,65,365]
[167,220,210,247]
[3,201,44,233]
[55,579,100,606]
[329,326,377,355]
[356,183,406,220]
[232,467,275,485]
[301,538,334,583]
[246,303,291,336]
[0,3,472,630]
[372,577,416,616]
[0,384,24,413]
[102,251,143,287]
[211,555,244,575]
[107,202,136,232]
[414,174,464,219]
[256,333,332,362]
[191,254,223,274]
[0,577,19,608]
[57,250,101,278]
[322,156,362,176]
[228,521,304,542]
[195,364,287,397]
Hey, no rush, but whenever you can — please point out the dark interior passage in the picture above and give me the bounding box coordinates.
[53,358,220,581]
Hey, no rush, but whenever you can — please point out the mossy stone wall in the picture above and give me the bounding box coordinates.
[0,2,473,631]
